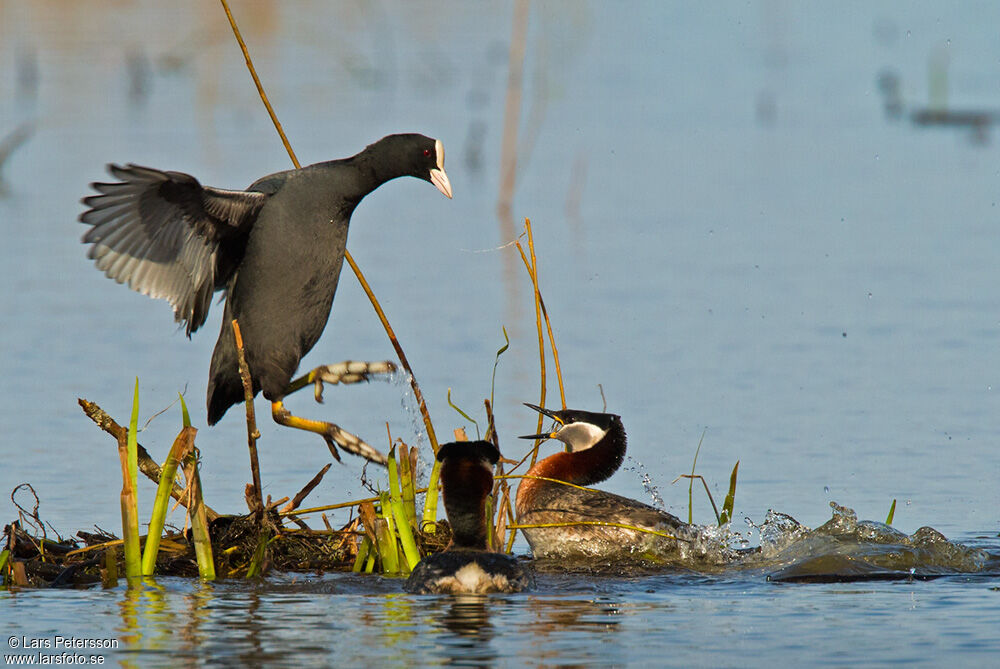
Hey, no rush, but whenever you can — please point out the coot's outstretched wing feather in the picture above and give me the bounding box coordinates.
[80,164,268,335]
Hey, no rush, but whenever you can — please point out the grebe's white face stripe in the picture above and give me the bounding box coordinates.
[553,422,608,452]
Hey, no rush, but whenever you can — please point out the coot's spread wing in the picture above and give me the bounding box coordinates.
[80,164,268,335]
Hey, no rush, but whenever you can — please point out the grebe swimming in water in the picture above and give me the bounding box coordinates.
[405,440,534,594]
[515,404,687,561]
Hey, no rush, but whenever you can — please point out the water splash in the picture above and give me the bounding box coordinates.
[388,369,430,486]
[531,502,999,581]
[623,456,666,509]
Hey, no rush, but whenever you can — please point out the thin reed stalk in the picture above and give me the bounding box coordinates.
[231,319,263,515]
[509,521,679,541]
[219,0,439,455]
[522,219,566,408]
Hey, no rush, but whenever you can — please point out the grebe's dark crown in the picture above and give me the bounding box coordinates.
[519,403,620,439]
[437,440,500,465]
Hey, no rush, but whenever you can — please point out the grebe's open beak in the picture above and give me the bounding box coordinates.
[519,402,563,439]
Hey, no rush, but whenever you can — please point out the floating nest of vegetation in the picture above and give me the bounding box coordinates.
[4,482,454,588]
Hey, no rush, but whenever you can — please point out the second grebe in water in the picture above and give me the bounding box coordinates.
[515,404,687,561]
[405,440,534,594]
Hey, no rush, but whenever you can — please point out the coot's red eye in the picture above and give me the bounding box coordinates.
[423,149,431,157]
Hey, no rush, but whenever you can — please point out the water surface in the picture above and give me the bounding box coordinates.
[1,1,999,665]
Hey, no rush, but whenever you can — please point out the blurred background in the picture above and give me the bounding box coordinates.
[1,0,999,542]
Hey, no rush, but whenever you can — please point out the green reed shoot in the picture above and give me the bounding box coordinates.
[399,444,417,529]
[387,446,420,571]
[376,493,401,574]
[101,547,118,589]
[487,327,510,440]
[718,460,740,525]
[120,378,142,583]
[886,499,897,525]
[142,417,196,576]
[0,548,10,586]
[421,457,442,534]
[351,536,373,573]
[686,431,705,525]
[447,389,480,439]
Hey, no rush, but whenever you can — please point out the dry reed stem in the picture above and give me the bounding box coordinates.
[231,319,263,515]
[219,0,440,455]
[219,0,299,167]
[281,463,332,514]
[78,399,219,521]
[516,219,566,410]
[516,226,547,467]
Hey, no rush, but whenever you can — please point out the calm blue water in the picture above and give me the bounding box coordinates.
[2,1,999,665]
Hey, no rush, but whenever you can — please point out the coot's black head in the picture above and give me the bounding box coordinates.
[519,404,623,453]
[364,133,452,199]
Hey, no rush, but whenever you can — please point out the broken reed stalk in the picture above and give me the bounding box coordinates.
[219,0,440,455]
[351,536,373,573]
[356,501,379,573]
[281,463,332,514]
[182,449,215,580]
[231,319,263,516]
[376,493,401,574]
[398,443,418,528]
[119,379,141,583]
[78,399,220,521]
[142,425,197,576]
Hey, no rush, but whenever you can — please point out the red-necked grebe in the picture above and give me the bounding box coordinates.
[515,404,685,561]
[405,440,534,594]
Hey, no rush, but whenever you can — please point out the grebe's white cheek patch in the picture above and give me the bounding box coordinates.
[556,422,609,452]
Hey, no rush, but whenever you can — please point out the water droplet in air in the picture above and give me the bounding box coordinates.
[824,486,830,494]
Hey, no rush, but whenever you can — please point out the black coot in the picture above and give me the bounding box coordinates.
[80,134,452,463]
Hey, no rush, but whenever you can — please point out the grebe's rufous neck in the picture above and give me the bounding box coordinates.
[515,404,687,562]
[405,440,534,594]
